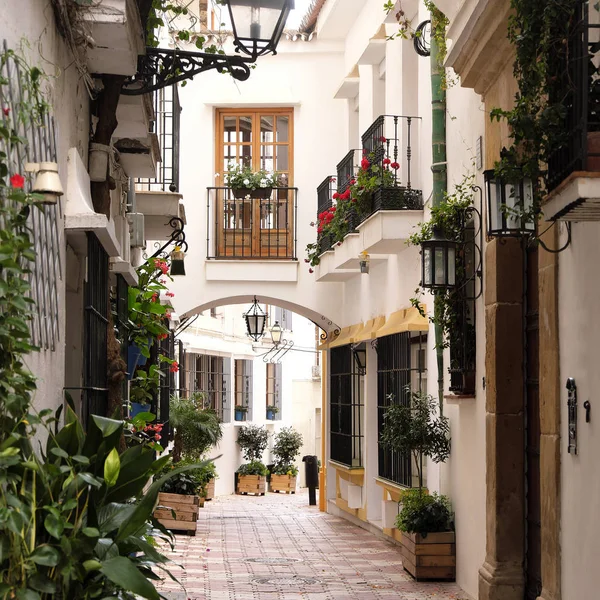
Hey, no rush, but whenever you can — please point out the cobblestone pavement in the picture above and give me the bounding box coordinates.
[159,490,470,600]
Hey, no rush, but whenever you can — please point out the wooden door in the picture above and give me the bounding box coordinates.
[215,108,294,258]
[525,246,542,600]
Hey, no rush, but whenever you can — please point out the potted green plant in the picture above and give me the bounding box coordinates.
[154,395,223,531]
[270,426,303,493]
[380,390,454,581]
[266,404,279,420]
[235,404,248,421]
[236,425,269,495]
[224,163,279,199]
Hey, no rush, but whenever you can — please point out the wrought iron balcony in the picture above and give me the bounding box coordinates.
[336,149,361,193]
[316,175,335,254]
[207,187,298,259]
[136,84,181,192]
[548,0,600,191]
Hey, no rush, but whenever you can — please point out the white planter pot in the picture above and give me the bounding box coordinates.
[89,143,111,182]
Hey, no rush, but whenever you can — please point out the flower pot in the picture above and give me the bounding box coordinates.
[266,409,276,420]
[232,187,273,200]
[130,402,151,417]
[270,474,296,494]
[236,474,266,496]
[235,409,247,421]
[153,492,200,534]
[400,531,456,581]
[127,342,149,379]
[89,142,112,182]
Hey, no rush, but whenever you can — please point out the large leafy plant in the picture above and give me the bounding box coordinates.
[396,489,453,535]
[380,390,450,490]
[236,425,269,462]
[272,427,303,475]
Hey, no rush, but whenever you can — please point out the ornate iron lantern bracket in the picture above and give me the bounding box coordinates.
[150,216,188,259]
[121,47,254,96]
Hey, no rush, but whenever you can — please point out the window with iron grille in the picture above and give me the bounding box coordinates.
[82,233,109,426]
[449,220,476,395]
[181,352,229,420]
[158,332,175,441]
[235,359,253,420]
[330,345,364,467]
[377,332,427,487]
[113,275,129,404]
[266,362,282,419]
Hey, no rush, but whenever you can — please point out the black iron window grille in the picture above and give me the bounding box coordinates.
[113,274,129,404]
[448,219,477,395]
[548,1,600,190]
[136,84,181,192]
[330,345,364,467]
[0,41,60,350]
[182,352,229,420]
[83,233,109,425]
[235,359,253,420]
[206,187,298,259]
[158,332,175,442]
[336,149,362,193]
[377,332,427,487]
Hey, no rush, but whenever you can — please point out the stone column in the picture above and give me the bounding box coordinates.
[537,228,561,600]
[479,238,526,600]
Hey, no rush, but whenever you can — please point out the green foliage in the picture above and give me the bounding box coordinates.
[236,460,268,476]
[380,390,450,489]
[157,457,217,497]
[272,427,303,466]
[396,489,453,534]
[224,163,279,191]
[491,0,581,219]
[170,396,223,461]
[236,425,269,462]
[270,463,299,477]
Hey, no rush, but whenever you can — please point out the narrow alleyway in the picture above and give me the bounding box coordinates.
[159,490,470,599]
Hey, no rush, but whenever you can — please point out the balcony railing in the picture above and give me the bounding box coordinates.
[207,187,298,259]
[136,84,181,192]
[315,115,423,256]
[548,1,600,190]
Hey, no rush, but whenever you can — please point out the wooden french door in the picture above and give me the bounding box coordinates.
[215,108,294,258]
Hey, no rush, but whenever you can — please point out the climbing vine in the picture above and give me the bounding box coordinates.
[490,0,581,212]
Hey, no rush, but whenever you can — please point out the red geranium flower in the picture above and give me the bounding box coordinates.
[10,173,24,188]
[332,192,339,199]
[3,107,10,116]
[165,311,172,319]
[309,268,314,274]
[383,158,391,165]
[170,362,179,373]
[350,178,356,185]
[391,162,400,170]
[361,158,370,171]
[379,136,387,142]
[151,292,159,302]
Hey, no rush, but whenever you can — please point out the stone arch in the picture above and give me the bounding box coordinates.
[180,294,341,338]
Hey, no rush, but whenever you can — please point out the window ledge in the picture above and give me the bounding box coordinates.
[445,393,476,404]
[205,260,298,282]
[328,460,364,475]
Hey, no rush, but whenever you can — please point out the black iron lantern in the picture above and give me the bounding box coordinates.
[484,169,535,237]
[227,0,295,59]
[169,246,186,276]
[243,296,267,341]
[421,228,457,290]
[270,320,283,346]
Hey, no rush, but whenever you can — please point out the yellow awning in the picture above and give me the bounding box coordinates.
[375,306,429,339]
[354,316,386,343]
[329,323,363,348]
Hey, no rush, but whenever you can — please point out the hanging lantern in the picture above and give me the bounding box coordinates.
[226,0,295,59]
[243,296,267,341]
[485,169,535,237]
[359,251,370,274]
[169,246,186,276]
[421,228,457,290]
[270,320,283,346]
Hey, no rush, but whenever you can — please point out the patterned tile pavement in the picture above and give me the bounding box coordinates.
[159,490,471,600]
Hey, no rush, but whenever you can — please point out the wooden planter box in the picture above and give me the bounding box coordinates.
[205,478,215,501]
[270,474,296,494]
[236,474,266,496]
[400,531,456,581]
[154,492,200,534]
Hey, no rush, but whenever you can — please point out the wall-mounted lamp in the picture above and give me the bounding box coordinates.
[420,228,457,290]
[25,162,64,205]
[169,246,186,276]
[359,251,370,274]
[270,320,283,347]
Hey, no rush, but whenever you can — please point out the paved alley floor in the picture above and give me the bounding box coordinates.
[158,489,470,599]
[159,489,470,600]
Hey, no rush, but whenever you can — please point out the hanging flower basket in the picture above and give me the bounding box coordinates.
[232,187,273,200]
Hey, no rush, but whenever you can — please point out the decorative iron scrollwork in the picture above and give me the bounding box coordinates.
[121,48,253,96]
[567,377,578,454]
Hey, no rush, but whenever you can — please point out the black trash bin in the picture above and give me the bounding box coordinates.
[302,455,319,506]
